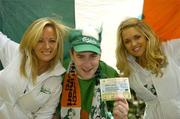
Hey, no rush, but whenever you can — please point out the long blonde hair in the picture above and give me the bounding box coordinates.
[116,18,167,77]
[19,17,69,82]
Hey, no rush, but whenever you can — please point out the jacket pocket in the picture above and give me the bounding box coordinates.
[16,84,51,113]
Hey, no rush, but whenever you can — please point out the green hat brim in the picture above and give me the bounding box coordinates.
[73,44,101,54]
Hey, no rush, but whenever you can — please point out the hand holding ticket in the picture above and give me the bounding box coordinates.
[100,77,131,101]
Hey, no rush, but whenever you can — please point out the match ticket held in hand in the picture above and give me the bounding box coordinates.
[100,77,131,101]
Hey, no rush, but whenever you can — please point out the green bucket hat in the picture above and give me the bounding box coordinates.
[69,27,101,54]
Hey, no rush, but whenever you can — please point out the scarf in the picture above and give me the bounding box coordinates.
[60,62,112,119]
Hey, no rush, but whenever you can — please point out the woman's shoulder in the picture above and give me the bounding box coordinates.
[161,38,180,53]
[54,61,66,75]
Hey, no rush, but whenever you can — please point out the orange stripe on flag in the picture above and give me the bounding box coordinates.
[143,0,180,41]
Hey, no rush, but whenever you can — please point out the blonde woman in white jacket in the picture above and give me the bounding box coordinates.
[116,18,180,119]
[0,17,68,119]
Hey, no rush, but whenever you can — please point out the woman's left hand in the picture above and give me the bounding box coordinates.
[113,95,129,119]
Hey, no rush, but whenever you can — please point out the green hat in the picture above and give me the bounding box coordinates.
[69,27,101,54]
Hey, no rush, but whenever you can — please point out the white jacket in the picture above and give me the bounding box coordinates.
[0,32,65,119]
[128,39,180,119]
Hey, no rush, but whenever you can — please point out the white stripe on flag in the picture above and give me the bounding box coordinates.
[75,0,144,70]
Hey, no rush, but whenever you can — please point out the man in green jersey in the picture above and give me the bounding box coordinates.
[56,26,129,119]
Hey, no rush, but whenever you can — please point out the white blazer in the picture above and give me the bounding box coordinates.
[128,39,180,119]
[0,32,65,119]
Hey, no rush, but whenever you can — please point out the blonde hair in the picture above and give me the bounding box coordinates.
[116,18,167,77]
[19,17,69,82]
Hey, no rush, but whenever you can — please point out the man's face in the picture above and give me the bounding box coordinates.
[71,51,100,80]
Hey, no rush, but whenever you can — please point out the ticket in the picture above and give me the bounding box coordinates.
[100,77,131,101]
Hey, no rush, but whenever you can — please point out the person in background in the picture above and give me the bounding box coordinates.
[54,26,129,119]
[116,17,180,119]
[0,17,69,119]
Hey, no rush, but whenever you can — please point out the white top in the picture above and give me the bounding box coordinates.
[128,39,180,119]
[0,32,66,119]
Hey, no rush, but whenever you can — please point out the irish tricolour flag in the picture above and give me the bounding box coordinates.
[1,0,179,69]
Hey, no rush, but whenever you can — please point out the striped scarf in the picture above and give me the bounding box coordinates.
[60,62,112,119]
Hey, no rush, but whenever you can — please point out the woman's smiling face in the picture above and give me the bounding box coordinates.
[34,26,58,65]
[122,27,147,57]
